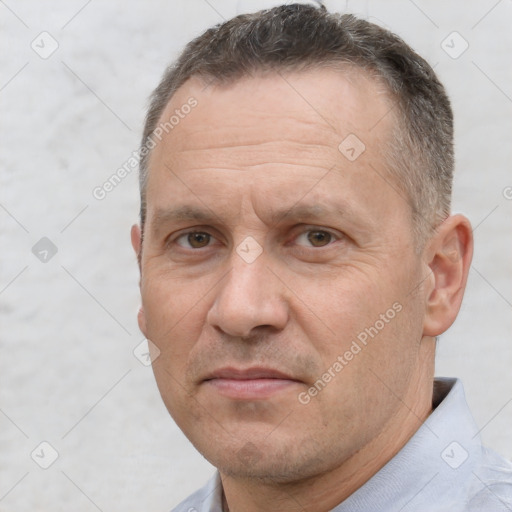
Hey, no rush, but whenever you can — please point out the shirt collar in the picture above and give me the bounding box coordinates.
[331,377,482,511]
[195,472,224,512]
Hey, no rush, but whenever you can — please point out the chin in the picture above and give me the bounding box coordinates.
[200,434,339,484]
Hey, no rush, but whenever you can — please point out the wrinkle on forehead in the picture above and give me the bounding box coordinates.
[154,66,393,157]
[144,68,404,239]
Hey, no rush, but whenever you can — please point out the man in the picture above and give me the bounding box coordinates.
[131,4,512,511]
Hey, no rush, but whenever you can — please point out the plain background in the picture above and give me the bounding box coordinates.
[1,0,511,510]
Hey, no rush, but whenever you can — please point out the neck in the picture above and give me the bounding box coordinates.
[221,342,435,512]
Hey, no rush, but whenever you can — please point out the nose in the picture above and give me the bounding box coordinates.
[206,251,289,338]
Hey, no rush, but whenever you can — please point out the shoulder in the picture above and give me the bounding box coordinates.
[467,447,512,511]
[170,488,204,512]
[170,473,223,512]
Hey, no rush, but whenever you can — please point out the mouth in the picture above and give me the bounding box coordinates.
[203,367,302,400]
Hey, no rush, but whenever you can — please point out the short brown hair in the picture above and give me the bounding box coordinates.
[139,3,453,243]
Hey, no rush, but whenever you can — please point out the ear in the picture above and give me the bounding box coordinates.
[137,306,148,338]
[422,214,473,337]
[131,224,148,337]
[131,224,142,270]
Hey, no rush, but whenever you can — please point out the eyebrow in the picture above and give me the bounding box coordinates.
[274,203,350,224]
[149,201,362,239]
[149,206,219,238]
[153,205,216,223]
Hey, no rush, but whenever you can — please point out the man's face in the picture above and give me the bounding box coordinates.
[135,69,430,481]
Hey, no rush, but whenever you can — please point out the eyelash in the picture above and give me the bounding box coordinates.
[175,231,216,249]
[171,227,341,250]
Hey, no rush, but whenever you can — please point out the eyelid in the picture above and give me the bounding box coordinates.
[165,225,345,250]
[177,232,212,249]
[291,226,343,246]
[166,226,220,248]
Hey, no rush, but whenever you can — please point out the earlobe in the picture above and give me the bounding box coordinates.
[137,306,148,337]
[422,214,473,337]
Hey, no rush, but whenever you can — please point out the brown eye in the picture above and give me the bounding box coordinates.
[185,232,211,248]
[306,230,332,247]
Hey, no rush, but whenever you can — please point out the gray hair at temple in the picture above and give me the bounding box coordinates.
[138,3,453,246]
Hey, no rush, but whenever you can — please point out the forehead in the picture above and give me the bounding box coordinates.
[144,67,406,230]
[156,66,392,157]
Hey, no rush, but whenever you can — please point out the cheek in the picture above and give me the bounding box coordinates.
[140,272,208,367]
[292,271,390,354]
[292,260,420,379]
[298,302,422,449]
[142,275,210,427]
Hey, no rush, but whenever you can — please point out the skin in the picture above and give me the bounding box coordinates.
[131,68,473,512]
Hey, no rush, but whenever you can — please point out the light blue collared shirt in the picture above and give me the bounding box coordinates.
[172,378,512,511]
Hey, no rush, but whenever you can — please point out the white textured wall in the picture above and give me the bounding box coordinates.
[1,1,511,510]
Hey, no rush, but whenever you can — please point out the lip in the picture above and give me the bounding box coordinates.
[203,367,301,400]
[205,367,296,381]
